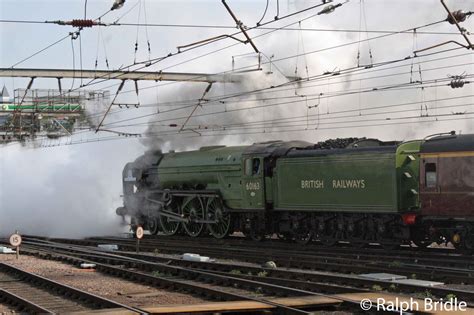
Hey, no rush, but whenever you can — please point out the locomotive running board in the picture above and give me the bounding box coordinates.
[149,189,220,198]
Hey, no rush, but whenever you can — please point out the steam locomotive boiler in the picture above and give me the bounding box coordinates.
[117,132,474,250]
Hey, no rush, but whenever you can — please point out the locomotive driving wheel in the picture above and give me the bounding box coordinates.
[182,196,205,237]
[147,217,160,235]
[159,202,181,236]
[206,198,231,239]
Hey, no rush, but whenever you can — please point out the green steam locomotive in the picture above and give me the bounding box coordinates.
[117,132,474,249]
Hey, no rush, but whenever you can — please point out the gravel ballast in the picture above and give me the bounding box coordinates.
[0,253,206,308]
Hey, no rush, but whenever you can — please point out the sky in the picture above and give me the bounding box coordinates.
[0,0,473,237]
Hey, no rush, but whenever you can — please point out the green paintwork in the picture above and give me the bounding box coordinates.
[396,140,422,211]
[156,140,422,213]
[158,146,245,208]
[241,157,265,209]
[274,152,398,212]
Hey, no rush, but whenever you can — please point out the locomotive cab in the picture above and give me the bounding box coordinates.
[241,157,265,209]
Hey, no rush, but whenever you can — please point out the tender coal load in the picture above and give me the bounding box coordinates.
[308,137,361,150]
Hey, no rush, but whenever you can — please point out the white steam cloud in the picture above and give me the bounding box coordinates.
[0,141,142,238]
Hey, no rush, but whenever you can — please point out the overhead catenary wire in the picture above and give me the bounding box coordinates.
[33,0,336,102]
[133,0,142,64]
[69,53,474,126]
[152,110,474,135]
[42,1,451,106]
[4,1,474,148]
[113,0,141,24]
[26,64,469,143]
[57,17,461,113]
[256,0,270,26]
[4,41,470,146]
[137,61,474,109]
[116,51,474,105]
[105,94,474,131]
[0,6,116,74]
[74,49,471,134]
[101,47,471,128]
[102,76,474,129]
[25,102,474,148]
[105,82,474,131]
[32,115,474,148]
[142,0,152,62]
[110,17,455,102]
[1,19,471,37]
[140,112,474,139]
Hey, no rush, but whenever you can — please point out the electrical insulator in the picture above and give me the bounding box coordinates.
[111,0,126,11]
[318,4,336,15]
[447,10,468,24]
[450,78,465,89]
[70,19,95,28]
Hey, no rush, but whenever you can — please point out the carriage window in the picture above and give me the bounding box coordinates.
[252,158,261,175]
[425,163,437,188]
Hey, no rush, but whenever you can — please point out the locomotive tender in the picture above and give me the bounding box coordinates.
[117,132,474,249]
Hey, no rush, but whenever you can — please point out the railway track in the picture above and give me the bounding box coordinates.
[66,234,474,264]
[0,261,145,314]
[45,235,474,284]
[17,240,367,314]
[11,238,474,308]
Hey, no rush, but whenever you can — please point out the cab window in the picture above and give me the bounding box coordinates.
[425,163,437,188]
[245,158,253,176]
[252,158,260,175]
[244,158,261,176]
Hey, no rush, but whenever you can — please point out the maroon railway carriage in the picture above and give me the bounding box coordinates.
[416,133,474,249]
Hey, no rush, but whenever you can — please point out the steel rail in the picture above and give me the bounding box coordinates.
[72,236,474,284]
[112,248,474,285]
[19,238,474,304]
[20,244,315,315]
[102,250,474,304]
[0,288,53,314]
[99,235,474,264]
[0,262,146,314]
[19,240,474,309]
[20,241,388,313]
[28,235,474,269]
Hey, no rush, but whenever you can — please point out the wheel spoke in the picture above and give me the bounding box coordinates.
[148,217,160,235]
[182,197,205,237]
[159,202,180,236]
[206,198,231,239]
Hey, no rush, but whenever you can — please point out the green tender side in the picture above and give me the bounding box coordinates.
[274,152,398,212]
[395,140,421,212]
[158,146,247,208]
